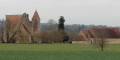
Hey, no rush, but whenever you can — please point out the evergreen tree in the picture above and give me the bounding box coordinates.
[58,16,69,43]
[58,16,65,30]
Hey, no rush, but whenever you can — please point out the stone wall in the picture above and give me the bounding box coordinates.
[72,41,91,44]
[72,38,120,44]
[105,38,120,44]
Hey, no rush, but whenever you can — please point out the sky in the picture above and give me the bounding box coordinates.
[0,0,120,26]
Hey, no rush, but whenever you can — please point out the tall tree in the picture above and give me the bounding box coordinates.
[58,16,65,30]
[58,16,69,43]
[93,29,108,51]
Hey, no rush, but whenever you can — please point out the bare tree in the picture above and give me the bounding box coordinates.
[5,20,12,43]
[3,19,15,43]
[66,31,78,42]
[48,19,57,31]
[0,20,4,42]
[93,29,108,51]
[40,31,63,43]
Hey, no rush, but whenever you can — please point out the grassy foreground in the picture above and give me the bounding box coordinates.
[0,44,120,60]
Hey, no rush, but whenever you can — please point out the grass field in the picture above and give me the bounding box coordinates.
[0,43,120,60]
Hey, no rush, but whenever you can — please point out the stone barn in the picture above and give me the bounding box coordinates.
[3,11,41,43]
[72,28,120,44]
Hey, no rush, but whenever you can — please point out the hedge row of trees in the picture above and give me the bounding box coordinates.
[0,20,5,42]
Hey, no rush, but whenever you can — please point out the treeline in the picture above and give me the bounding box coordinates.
[0,20,110,33]
[0,20,5,42]
[40,23,108,32]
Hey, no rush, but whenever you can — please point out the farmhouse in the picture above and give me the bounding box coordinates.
[3,11,41,43]
[72,28,120,44]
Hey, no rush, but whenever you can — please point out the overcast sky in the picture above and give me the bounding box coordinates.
[0,0,120,26]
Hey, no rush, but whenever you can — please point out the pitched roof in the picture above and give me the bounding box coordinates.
[90,28,120,38]
[6,15,22,29]
[73,35,86,41]
[82,30,94,38]
[32,10,40,20]
[77,28,120,41]
[6,15,22,22]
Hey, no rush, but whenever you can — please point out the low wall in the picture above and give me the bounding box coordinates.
[72,38,120,44]
[105,38,120,44]
[72,41,91,44]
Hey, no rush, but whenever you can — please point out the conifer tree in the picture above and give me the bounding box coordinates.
[58,16,69,43]
[58,16,65,30]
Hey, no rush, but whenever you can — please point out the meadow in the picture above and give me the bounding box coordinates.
[0,43,120,60]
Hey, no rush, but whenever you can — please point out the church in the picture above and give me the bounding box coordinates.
[3,11,41,43]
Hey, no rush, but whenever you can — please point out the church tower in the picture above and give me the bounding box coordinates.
[32,10,40,33]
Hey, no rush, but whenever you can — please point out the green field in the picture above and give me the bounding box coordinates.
[0,44,120,60]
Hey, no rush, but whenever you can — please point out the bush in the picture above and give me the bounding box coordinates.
[40,30,63,43]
